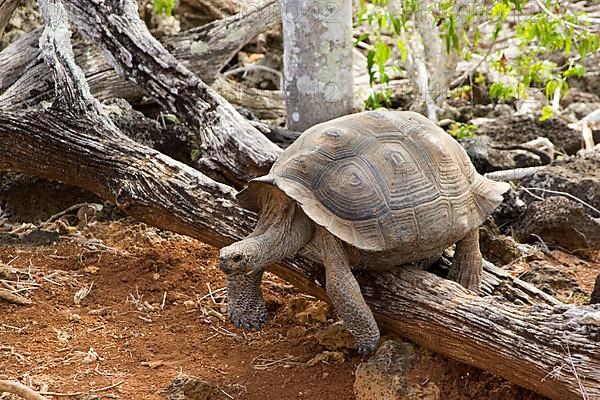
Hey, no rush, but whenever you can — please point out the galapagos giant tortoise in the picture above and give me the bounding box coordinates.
[220,110,510,354]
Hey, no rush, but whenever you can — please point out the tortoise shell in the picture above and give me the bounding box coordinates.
[238,110,510,251]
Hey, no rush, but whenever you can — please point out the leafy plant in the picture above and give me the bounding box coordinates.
[355,0,599,116]
[448,122,477,139]
[153,0,176,16]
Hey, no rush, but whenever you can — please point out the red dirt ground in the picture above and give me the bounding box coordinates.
[0,220,575,399]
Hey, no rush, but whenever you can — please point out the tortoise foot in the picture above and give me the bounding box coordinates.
[355,333,380,356]
[226,271,267,331]
[449,229,483,292]
[227,302,268,331]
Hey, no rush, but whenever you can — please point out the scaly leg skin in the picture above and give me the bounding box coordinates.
[309,228,380,355]
[220,192,314,331]
[226,271,267,330]
[448,229,482,291]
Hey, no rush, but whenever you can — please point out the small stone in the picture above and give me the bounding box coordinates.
[69,313,81,322]
[161,373,213,400]
[306,351,345,366]
[314,322,355,351]
[183,300,196,309]
[354,340,440,400]
[294,301,330,325]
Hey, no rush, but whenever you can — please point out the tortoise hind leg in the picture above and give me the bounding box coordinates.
[448,229,482,291]
[309,228,380,355]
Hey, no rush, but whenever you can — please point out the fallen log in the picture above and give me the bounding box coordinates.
[0,380,48,400]
[62,0,281,187]
[0,0,282,187]
[0,0,280,105]
[1,3,599,398]
[0,0,20,40]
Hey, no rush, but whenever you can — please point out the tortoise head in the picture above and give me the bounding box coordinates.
[219,238,263,276]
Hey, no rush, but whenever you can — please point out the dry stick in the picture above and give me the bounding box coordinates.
[60,0,281,187]
[42,203,89,224]
[533,0,600,32]
[0,288,32,305]
[38,380,125,397]
[0,380,49,400]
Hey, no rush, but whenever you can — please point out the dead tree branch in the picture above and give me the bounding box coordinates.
[1,2,599,397]
[0,380,48,400]
[0,0,282,187]
[0,0,20,39]
[0,0,280,106]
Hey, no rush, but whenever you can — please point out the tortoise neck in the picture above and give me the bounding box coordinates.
[251,202,314,269]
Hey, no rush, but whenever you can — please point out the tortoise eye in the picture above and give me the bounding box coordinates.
[232,254,243,262]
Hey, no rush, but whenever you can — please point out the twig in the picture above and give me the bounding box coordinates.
[197,287,226,302]
[565,344,589,400]
[73,281,94,305]
[450,34,499,89]
[38,380,125,397]
[484,166,547,181]
[0,288,32,305]
[520,187,545,202]
[521,187,600,216]
[42,203,88,225]
[0,380,49,400]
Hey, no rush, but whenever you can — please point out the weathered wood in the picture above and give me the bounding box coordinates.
[0,380,48,400]
[58,0,281,187]
[3,1,599,399]
[0,0,20,40]
[0,0,283,187]
[176,0,243,28]
[0,0,280,101]
[212,75,287,120]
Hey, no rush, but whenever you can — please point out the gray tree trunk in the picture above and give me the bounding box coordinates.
[281,0,354,131]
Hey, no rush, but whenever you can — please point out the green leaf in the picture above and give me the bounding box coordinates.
[154,0,176,16]
[191,149,201,161]
[563,64,585,79]
[396,39,408,62]
[540,105,554,121]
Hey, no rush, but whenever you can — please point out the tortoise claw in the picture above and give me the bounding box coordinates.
[356,340,378,357]
[227,303,268,331]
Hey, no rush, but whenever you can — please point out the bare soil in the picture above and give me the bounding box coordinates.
[1,219,575,400]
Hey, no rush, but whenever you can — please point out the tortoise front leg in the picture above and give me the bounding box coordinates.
[310,228,380,355]
[226,271,267,330]
[448,228,482,291]
[220,195,314,330]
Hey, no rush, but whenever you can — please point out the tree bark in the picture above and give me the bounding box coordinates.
[0,0,282,187]
[2,1,599,399]
[176,0,244,28]
[280,0,354,130]
[61,0,282,187]
[0,0,280,102]
[0,0,19,40]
